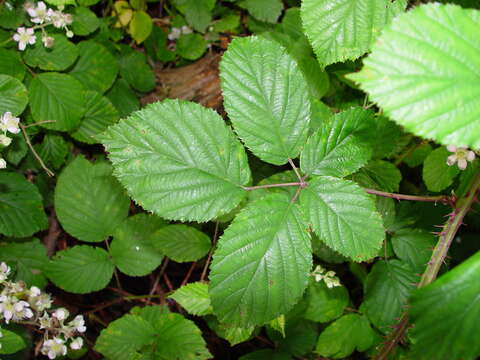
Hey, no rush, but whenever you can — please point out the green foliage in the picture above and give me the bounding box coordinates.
[0,75,28,116]
[303,280,349,323]
[24,34,78,71]
[169,282,213,316]
[0,329,27,354]
[245,0,283,23]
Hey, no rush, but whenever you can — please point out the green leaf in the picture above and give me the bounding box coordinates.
[54,157,130,242]
[364,260,417,333]
[70,41,119,94]
[177,33,207,61]
[302,0,406,67]
[71,91,119,144]
[105,78,140,118]
[0,3,25,29]
[45,245,114,293]
[118,50,155,93]
[0,74,28,116]
[44,0,75,5]
[303,280,349,323]
[152,225,210,263]
[1,238,49,288]
[372,116,403,159]
[0,49,25,80]
[24,34,78,71]
[110,213,166,276]
[212,14,240,33]
[274,320,318,357]
[206,316,254,346]
[210,193,312,327]
[101,99,251,222]
[247,170,298,202]
[300,107,375,178]
[240,350,292,360]
[300,176,384,261]
[169,282,213,316]
[72,7,100,36]
[348,3,480,149]
[0,329,27,355]
[129,10,152,44]
[184,0,214,32]
[245,0,283,23]
[315,314,375,358]
[353,160,402,192]
[95,314,156,360]
[423,147,460,192]
[29,72,85,131]
[220,36,310,165]
[404,143,433,168]
[391,228,435,273]
[410,251,480,360]
[0,172,47,237]
[297,56,330,99]
[4,133,27,166]
[34,134,69,169]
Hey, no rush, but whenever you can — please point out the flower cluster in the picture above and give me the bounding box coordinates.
[0,112,21,169]
[446,145,476,170]
[311,265,341,288]
[167,25,192,41]
[12,1,73,51]
[0,262,86,358]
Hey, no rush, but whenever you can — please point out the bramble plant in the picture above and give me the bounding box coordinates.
[2,0,480,359]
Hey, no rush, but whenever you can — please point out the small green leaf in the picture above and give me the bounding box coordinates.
[315,314,375,358]
[118,50,155,92]
[423,147,460,192]
[210,193,312,327]
[0,329,27,355]
[29,72,86,131]
[300,176,384,261]
[129,10,152,44]
[364,260,417,333]
[348,3,480,149]
[206,316,254,346]
[300,107,375,178]
[410,251,480,360]
[71,91,119,144]
[391,228,435,273]
[44,0,75,5]
[183,0,214,32]
[404,144,433,168]
[1,238,49,288]
[46,245,114,293]
[245,0,283,23]
[24,34,78,71]
[34,134,69,169]
[0,172,48,237]
[110,213,166,276]
[72,6,100,36]
[4,133,27,166]
[372,116,403,159]
[0,48,25,80]
[152,225,210,262]
[105,78,140,118]
[353,160,402,192]
[0,74,28,116]
[169,282,213,316]
[70,41,119,94]
[303,280,349,323]
[54,157,130,242]
[240,350,292,360]
[302,0,406,67]
[275,320,318,357]
[101,99,251,222]
[221,36,310,165]
[177,33,207,60]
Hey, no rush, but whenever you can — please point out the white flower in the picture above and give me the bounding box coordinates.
[446,145,475,170]
[70,337,83,350]
[0,298,33,323]
[0,112,21,134]
[29,286,41,297]
[39,312,53,329]
[12,27,36,51]
[13,300,34,321]
[42,34,54,48]
[28,287,52,311]
[52,308,69,321]
[0,262,11,282]
[181,25,192,34]
[68,314,86,333]
[48,9,72,29]
[27,1,50,24]
[0,134,12,147]
[41,337,67,359]
[168,27,181,40]
[0,158,6,169]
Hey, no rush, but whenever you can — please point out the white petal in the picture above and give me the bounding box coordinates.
[17,27,26,34]
[467,151,476,161]
[446,155,457,166]
[447,144,457,152]
[458,159,468,170]
[12,34,20,41]
[18,42,26,51]
[26,28,35,35]
[28,36,36,45]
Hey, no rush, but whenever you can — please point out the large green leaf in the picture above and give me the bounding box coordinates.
[54,157,130,242]
[45,245,114,293]
[169,282,213,316]
[152,225,211,263]
[423,147,460,192]
[210,193,312,327]
[301,0,406,67]
[0,74,28,116]
[220,36,310,165]
[0,172,47,237]
[300,176,384,261]
[391,228,435,273]
[71,91,119,144]
[110,213,166,276]
[23,34,78,71]
[300,107,375,178]
[70,41,118,94]
[410,251,480,360]
[348,3,480,149]
[101,99,251,222]
[363,260,417,333]
[29,72,85,131]
[315,314,375,358]
[0,329,26,355]
[72,6,100,36]
[245,0,283,23]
